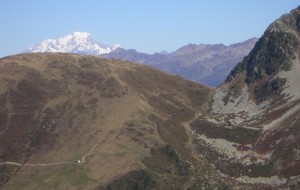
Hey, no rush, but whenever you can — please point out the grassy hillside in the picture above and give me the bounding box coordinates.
[0,53,233,190]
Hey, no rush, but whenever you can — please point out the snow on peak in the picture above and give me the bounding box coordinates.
[73,31,91,37]
[112,44,121,50]
[25,32,120,55]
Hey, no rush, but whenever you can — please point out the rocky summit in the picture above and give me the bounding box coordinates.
[0,6,300,190]
[193,5,300,188]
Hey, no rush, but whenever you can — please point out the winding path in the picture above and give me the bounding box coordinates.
[81,143,99,163]
[0,143,99,167]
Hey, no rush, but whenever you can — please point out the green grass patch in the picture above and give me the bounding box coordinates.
[22,165,99,190]
[191,119,260,144]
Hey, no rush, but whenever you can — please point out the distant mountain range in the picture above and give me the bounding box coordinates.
[25,32,120,55]
[2,6,300,189]
[25,32,257,86]
[103,38,257,86]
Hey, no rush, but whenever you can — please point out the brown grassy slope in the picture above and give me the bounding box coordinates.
[0,53,231,190]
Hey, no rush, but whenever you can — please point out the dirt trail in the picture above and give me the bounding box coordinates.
[0,161,75,167]
[81,143,99,163]
[0,143,99,167]
[0,162,22,167]
[182,111,206,164]
[24,162,74,166]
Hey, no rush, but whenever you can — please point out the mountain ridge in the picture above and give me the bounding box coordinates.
[104,37,257,86]
[25,32,120,55]
[2,5,300,190]
[24,32,257,86]
[189,6,300,187]
[0,53,230,190]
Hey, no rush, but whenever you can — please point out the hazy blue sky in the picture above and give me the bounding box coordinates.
[0,0,299,57]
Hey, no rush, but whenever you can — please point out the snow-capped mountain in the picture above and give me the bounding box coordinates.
[25,32,120,55]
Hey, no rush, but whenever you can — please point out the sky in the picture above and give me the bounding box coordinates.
[0,0,299,57]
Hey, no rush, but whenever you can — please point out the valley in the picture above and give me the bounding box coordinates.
[0,4,300,190]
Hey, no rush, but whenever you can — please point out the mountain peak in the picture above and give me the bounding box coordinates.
[67,32,92,42]
[72,31,91,37]
[25,32,120,55]
[227,6,300,84]
[206,7,300,185]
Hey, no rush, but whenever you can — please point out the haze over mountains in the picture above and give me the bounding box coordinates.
[1,5,300,190]
[104,38,257,86]
[25,32,257,86]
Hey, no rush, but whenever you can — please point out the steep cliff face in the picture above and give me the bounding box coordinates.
[227,6,300,102]
[2,6,300,190]
[214,6,300,114]
[189,6,300,188]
